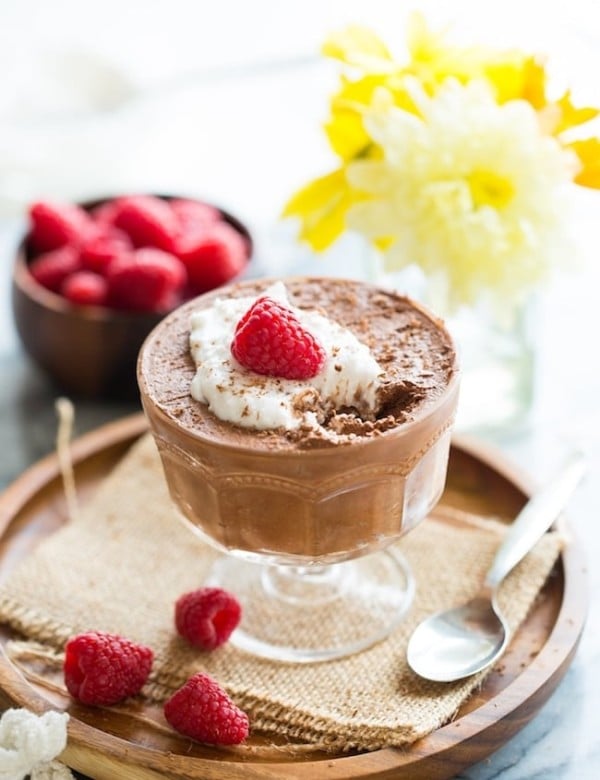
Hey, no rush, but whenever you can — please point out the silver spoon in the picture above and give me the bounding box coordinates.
[407,452,585,682]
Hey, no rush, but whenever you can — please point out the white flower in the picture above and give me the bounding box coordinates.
[346,79,579,308]
[0,709,72,780]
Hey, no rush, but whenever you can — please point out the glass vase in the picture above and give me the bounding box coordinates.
[366,256,537,440]
[441,295,536,438]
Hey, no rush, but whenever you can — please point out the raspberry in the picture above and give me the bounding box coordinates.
[170,198,220,237]
[112,195,178,252]
[30,201,92,251]
[175,587,241,650]
[64,631,153,706]
[177,222,248,295]
[231,296,326,380]
[28,200,94,253]
[80,230,132,275]
[29,246,82,293]
[61,271,109,307]
[163,673,249,745]
[90,200,120,227]
[107,248,186,312]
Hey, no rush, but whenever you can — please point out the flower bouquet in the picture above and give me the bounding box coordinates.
[283,14,599,432]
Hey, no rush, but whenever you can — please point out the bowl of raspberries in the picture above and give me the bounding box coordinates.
[12,194,253,399]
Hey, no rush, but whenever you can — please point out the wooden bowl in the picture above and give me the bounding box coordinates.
[11,196,253,400]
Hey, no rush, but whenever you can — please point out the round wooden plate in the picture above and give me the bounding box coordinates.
[0,414,587,780]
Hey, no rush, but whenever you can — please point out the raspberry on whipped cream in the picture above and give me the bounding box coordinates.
[189,282,382,431]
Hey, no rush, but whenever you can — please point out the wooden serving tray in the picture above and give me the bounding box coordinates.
[0,414,587,780]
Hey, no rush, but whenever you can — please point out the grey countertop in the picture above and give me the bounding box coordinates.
[0,2,599,777]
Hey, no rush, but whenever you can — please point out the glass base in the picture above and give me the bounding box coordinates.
[206,549,415,663]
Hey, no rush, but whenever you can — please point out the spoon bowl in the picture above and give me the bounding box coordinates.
[407,592,509,682]
[407,453,585,683]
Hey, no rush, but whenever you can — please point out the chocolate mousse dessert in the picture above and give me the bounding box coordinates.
[138,277,460,563]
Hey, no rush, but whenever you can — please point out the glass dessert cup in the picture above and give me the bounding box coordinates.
[139,371,460,663]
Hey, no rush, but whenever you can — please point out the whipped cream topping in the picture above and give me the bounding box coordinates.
[189,282,383,431]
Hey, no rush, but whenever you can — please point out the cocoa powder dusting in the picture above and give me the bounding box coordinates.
[141,277,457,452]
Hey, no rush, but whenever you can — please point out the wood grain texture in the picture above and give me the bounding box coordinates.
[0,414,587,780]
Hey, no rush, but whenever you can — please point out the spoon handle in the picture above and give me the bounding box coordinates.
[484,452,585,590]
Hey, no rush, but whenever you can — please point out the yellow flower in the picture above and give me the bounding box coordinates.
[282,14,600,257]
[403,12,600,144]
[405,11,488,88]
[346,80,578,309]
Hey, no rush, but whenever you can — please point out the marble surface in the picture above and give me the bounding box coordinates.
[0,2,599,777]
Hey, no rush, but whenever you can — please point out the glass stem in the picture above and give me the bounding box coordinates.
[261,562,345,605]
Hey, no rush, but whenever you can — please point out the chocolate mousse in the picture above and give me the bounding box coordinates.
[138,277,460,563]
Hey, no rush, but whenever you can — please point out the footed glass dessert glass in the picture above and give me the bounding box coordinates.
[138,277,460,662]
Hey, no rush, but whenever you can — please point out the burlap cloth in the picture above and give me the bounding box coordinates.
[0,434,563,752]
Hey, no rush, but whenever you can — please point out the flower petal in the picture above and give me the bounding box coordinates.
[567,138,600,188]
[554,91,599,135]
[322,26,393,70]
[282,169,347,218]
